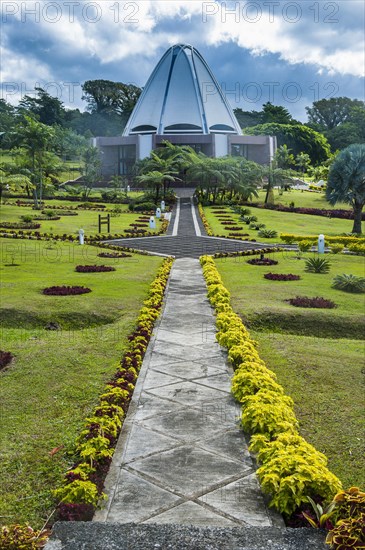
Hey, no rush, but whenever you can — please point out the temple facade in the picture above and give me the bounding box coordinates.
[93,44,276,177]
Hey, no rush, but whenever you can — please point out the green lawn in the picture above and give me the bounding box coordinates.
[0,239,163,527]
[251,189,350,210]
[0,202,163,236]
[214,253,365,488]
[203,206,358,243]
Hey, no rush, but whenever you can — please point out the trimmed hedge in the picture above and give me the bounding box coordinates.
[52,258,173,521]
[200,255,342,517]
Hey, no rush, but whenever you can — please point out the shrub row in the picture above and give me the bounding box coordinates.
[0,219,168,243]
[0,222,41,229]
[252,203,365,220]
[280,233,365,246]
[213,247,280,259]
[200,255,342,518]
[52,257,173,522]
[198,204,213,236]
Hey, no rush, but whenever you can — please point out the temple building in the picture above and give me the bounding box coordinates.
[93,44,276,177]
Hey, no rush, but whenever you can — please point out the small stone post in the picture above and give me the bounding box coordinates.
[78,228,84,245]
[318,234,325,254]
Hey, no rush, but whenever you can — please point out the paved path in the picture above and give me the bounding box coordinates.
[107,189,268,258]
[95,258,281,527]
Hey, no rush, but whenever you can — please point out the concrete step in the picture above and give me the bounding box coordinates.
[45,522,327,550]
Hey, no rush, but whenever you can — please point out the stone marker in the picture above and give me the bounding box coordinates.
[78,228,84,245]
[156,207,161,219]
[318,234,325,254]
[149,216,156,229]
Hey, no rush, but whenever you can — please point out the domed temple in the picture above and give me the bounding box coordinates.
[93,44,276,177]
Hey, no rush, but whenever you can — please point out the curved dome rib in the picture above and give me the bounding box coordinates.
[123,44,242,136]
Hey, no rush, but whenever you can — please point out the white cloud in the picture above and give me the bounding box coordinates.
[204,3,365,78]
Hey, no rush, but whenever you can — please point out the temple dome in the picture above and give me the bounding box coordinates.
[123,44,242,136]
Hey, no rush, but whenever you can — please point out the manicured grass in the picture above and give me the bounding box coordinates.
[250,332,365,489]
[0,202,162,236]
[0,239,163,527]
[203,206,357,243]
[251,189,350,210]
[214,253,365,488]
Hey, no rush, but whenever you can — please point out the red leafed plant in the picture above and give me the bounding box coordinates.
[247,257,278,266]
[264,273,301,281]
[224,226,243,231]
[43,286,92,296]
[288,296,337,309]
[0,350,14,370]
[98,252,132,258]
[75,265,116,272]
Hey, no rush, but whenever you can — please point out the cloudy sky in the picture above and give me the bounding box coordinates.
[1,0,364,121]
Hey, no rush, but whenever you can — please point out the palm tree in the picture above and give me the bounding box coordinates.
[136,150,180,201]
[136,171,176,204]
[326,144,365,233]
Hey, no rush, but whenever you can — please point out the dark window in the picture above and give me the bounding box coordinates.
[231,144,248,158]
[131,125,157,133]
[210,124,235,132]
[119,145,136,175]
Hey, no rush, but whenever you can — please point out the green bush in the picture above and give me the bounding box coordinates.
[330,243,344,254]
[332,274,365,293]
[258,228,278,239]
[305,256,331,273]
[298,240,313,253]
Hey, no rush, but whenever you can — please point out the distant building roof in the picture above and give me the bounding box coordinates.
[123,44,242,137]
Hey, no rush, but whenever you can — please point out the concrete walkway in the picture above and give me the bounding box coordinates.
[94,258,281,528]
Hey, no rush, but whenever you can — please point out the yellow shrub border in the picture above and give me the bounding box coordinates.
[201,255,342,517]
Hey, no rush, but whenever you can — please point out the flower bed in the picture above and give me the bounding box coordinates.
[228,233,249,237]
[98,252,132,258]
[0,222,41,229]
[264,273,301,281]
[247,257,278,266]
[75,265,116,273]
[213,247,280,259]
[224,226,243,231]
[0,350,14,370]
[288,296,337,309]
[200,255,342,521]
[42,286,92,296]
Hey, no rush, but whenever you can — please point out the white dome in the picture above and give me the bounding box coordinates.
[123,44,242,136]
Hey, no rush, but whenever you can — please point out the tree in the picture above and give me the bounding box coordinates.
[326,144,365,234]
[306,97,365,130]
[295,152,311,173]
[12,116,56,207]
[262,163,295,204]
[275,145,295,169]
[82,80,141,118]
[234,108,261,128]
[244,123,331,165]
[17,87,66,126]
[136,150,180,202]
[80,146,102,199]
[261,102,294,125]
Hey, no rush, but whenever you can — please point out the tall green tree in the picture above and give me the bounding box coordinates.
[306,97,364,130]
[17,87,66,126]
[326,144,365,234]
[275,144,295,169]
[82,80,141,118]
[244,123,331,165]
[80,146,102,199]
[12,116,56,207]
